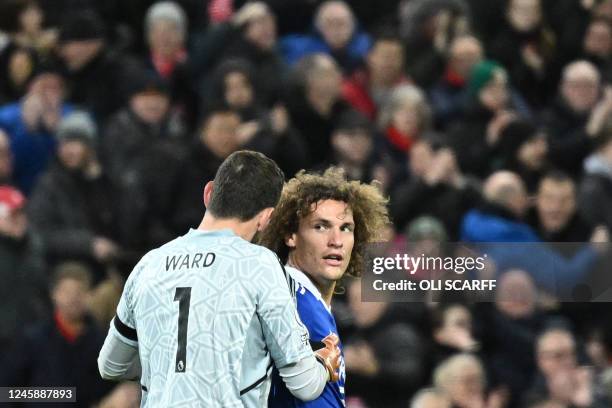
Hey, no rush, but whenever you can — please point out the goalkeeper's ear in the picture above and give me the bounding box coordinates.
[203,181,214,208]
[256,207,275,232]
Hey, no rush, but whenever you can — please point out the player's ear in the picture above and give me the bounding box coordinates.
[203,181,214,207]
[285,233,297,248]
[256,207,274,231]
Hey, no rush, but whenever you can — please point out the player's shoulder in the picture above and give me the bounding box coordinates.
[285,266,317,296]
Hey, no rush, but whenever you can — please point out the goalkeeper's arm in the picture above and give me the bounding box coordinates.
[277,333,341,401]
[98,317,141,381]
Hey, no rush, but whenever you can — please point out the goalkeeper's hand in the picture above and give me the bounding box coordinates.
[314,333,341,382]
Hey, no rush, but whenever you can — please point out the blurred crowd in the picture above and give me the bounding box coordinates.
[1,0,612,406]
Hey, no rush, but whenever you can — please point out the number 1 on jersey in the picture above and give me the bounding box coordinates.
[174,287,191,373]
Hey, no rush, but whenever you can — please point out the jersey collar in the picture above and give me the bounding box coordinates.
[285,265,332,314]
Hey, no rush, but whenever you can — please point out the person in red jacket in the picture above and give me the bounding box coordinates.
[342,29,410,120]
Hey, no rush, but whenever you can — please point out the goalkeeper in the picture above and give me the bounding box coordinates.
[260,168,389,407]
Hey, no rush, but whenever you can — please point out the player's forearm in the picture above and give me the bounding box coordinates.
[278,355,328,401]
[98,327,141,381]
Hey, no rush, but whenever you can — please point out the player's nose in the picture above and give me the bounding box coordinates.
[328,228,343,247]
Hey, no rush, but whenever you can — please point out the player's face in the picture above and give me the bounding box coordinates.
[286,199,355,287]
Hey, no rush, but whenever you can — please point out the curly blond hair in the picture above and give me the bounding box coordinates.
[258,167,390,278]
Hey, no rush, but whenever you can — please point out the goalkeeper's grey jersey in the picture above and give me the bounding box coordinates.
[113,228,312,407]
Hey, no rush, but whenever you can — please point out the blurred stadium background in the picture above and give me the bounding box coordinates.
[1,0,612,406]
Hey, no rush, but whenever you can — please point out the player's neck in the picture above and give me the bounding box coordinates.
[317,281,335,307]
[198,214,255,242]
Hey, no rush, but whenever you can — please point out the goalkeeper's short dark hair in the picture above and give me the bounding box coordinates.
[208,150,285,221]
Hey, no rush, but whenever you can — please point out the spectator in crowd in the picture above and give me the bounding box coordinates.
[447,60,526,178]
[207,58,264,121]
[0,129,13,185]
[461,169,533,243]
[398,0,471,88]
[325,109,382,185]
[193,1,287,107]
[487,0,558,108]
[475,269,546,406]
[56,10,134,121]
[101,71,183,185]
[0,67,72,194]
[524,327,604,407]
[529,171,596,242]
[342,28,409,119]
[207,58,310,177]
[0,186,46,352]
[430,303,479,370]
[280,1,371,75]
[0,45,39,105]
[377,84,432,182]
[410,388,451,408]
[433,353,507,408]
[461,171,600,292]
[597,320,612,405]
[168,108,244,233]
[342,279,427,408]
[541,60,612,178]
[285,53,351,168]
[390,135,480,239]
[100,70,186,250]
[0,262,114,406]
[7,0,57,56]
[582,18,612,81]
[143,1,198,128]
[429,35,484,128]
[495,119,548,192]
[580,133,612,231]
[28,111,122,283]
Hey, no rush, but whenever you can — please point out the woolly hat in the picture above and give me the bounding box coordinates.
[467,60,506,97]
[56,111,97,144]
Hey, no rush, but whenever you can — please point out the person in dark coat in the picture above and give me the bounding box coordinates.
[398,0,472,89]
[285,53,351,169]
[581,18,612,82]
[495,119,548,193]
[529,170,596,243]
[28,111,123,283]
[486,0,558,108]
[192,2,288,108]
[473,269,548,407]
[321,109,386,188]
[168,108,240,234]
[447,60,527,179]
[540,60,612,178]
[0,186,47,355]
[0,262,115,407]
[390,136,481,239]
[340,279,427,408]
[579,133,612,231]
[56,10,136,122]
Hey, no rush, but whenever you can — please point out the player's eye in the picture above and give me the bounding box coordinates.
[341,224,354,232]
[314,224,327,231]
